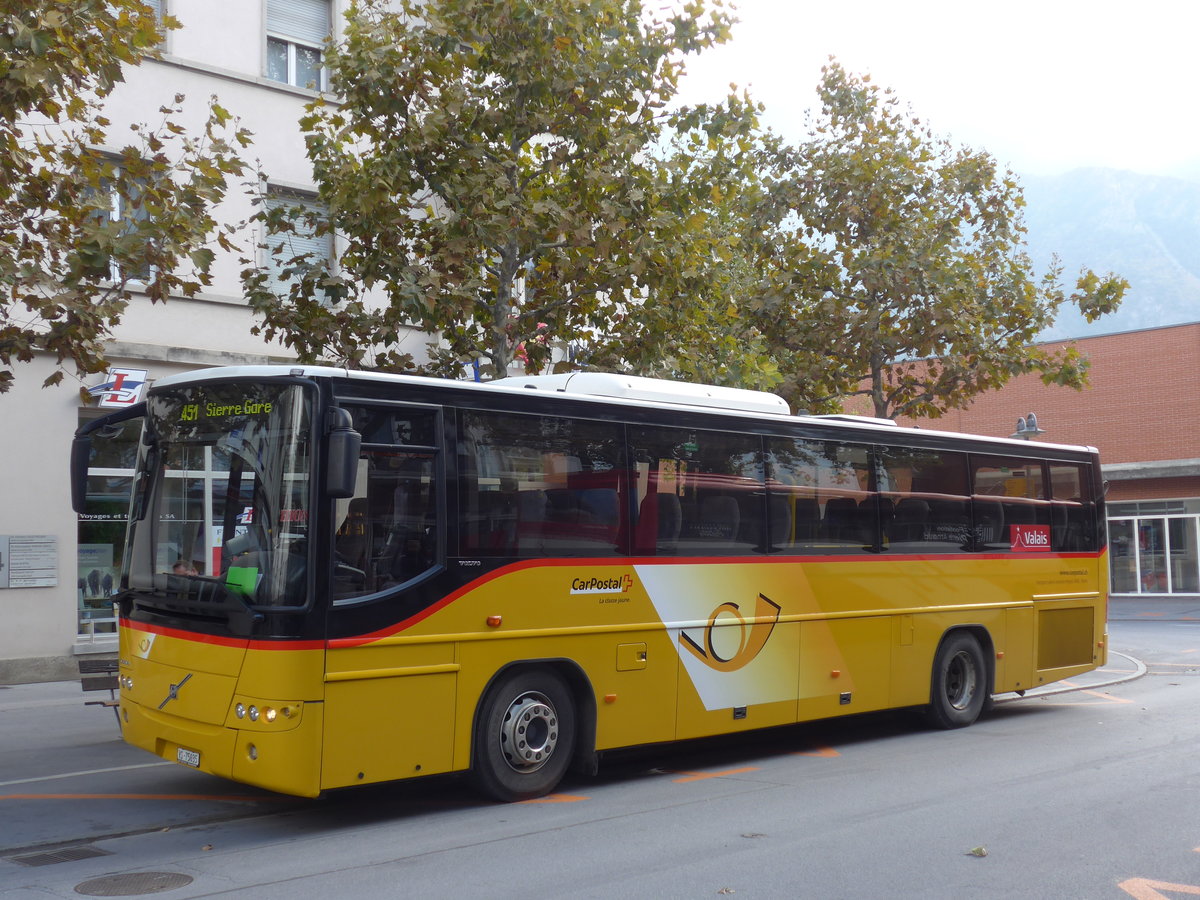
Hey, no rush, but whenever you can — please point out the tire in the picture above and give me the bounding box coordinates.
[472,668,576,802]
[925,632,988,729]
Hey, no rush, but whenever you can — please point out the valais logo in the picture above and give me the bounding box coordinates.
[1010,524,1052,552]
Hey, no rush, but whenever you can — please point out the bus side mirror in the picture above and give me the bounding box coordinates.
[326,408,361,499]
[70,435,92,514]
[70,404,146,514]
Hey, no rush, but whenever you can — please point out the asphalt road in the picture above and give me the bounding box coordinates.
[2,601,1198,898]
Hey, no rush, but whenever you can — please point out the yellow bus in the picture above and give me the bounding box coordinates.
[71,367,1108,801]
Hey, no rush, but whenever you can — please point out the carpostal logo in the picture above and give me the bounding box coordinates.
[570,574,633,595]
[1010,524,1052,552]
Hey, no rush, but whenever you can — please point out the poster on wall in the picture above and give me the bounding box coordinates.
[77,543,117,600]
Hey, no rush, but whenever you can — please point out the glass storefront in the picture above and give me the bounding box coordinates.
[1108,500,1200,595]
[76,412,143,637]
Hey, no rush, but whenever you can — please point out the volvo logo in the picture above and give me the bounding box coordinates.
[158,673,193,710]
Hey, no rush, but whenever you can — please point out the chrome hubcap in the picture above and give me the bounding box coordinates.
[499,692,558,772]
[945,650,978,710]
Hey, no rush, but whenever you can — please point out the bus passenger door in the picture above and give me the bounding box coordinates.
[321,403,456,790]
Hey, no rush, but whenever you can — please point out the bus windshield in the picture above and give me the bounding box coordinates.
[124,381,313,613]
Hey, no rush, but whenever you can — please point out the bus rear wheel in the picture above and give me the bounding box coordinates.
[925,632,987,729]
[472,668,576,802]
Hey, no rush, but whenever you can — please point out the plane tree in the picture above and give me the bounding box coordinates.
[242,0,749,379]
[0,0,249,395]
[753,61,1128,418]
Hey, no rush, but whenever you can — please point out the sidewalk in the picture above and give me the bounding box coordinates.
[1107,595,1200,621]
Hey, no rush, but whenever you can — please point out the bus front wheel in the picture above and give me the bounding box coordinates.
[926,632,987,729]
[472,668,576,802]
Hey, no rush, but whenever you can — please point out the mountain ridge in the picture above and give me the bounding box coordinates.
[1022,167,1200,339]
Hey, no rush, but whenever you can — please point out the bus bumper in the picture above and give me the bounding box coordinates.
[121,698,324,798]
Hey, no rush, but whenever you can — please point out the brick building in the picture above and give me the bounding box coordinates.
[892,322,1200,597]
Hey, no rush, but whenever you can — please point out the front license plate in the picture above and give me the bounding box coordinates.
[176,746,201,768]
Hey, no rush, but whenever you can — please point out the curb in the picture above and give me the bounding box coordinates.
[994,650,1146,704]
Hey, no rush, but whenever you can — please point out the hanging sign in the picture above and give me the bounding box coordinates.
[88,368,148,408]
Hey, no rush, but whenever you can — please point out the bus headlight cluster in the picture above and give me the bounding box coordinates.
[234,701,292,725]
[119,675,133,690]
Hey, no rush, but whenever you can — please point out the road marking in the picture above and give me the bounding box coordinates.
[0,793,287,802]
[673,767,760,783]
[518,793,589,804]
[0,761,171,789]
[1079,689,1134,702]
[1037,690,1134,706]
[1146,662,1200,667]
[1118,877,1200,898]
[794,746,840,758]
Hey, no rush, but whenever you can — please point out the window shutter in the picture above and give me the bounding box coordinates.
[264,193,332,298]
[266,0,330,46]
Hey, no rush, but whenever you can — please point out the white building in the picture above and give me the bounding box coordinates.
[0,0,412,682]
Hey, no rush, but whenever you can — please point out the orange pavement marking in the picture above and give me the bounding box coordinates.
[1,793,288,802]
[672,767,759,783]
[1080,689,1134,702]
[1038,691,1134,706]
[1148,662,1200,667]
[794,746,840,758]
[1118,877,1200,898]
[518,793,589,804]
[1136,613,1166,617]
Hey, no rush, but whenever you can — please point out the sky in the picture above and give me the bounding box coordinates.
[674,0,1200,179]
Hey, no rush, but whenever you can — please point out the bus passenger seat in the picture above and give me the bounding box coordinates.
[580,488,620,527]
[699,495,740,543]
[767,495,792,549]
[822,497,859,542]
[891,498,930,543]
[792,497,820,542]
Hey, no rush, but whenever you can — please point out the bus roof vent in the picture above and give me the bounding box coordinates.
[507,373,791,416]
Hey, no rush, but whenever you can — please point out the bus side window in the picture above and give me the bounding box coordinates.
[878,447,970,553]
[765,438,874,555]
[1049,461,1096,552]
[333,407,440,602]
[970,455,1052,552]
[458,410,627,558]
[630,426,763,557]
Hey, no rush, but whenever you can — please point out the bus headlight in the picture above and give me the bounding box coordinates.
[229,697,302,729]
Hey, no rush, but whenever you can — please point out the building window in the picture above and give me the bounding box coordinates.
[266,0,330,89]
[263,189,333,303]
[93,167,152,283]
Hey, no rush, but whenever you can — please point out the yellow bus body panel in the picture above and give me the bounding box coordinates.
[117,549,1106,797]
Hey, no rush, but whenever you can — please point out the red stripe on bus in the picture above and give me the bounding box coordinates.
[121,550,1103,652]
